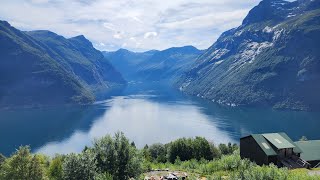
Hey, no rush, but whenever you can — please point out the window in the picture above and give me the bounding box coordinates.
[262,142,270,149]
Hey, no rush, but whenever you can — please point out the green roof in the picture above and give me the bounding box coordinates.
[251,134,277,156]
[242,132,303,156]
[295,140,320,161]
[262,133,296,149]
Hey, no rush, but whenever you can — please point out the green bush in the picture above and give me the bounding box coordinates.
[62,150,96,180]
[94,172,113,180]
[148,143,167,163]
[167,137,217,163]
[93,132,142,180]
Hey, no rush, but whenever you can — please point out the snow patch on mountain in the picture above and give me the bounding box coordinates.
[215,60,224,65]
[179,79,192,91]
[263,26,273,33]
[273,29,284,41]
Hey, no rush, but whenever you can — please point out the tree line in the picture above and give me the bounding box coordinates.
[0,132,237,180]
[2,133,315,179]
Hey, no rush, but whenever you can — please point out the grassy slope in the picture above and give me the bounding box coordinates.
[147,152,320,179]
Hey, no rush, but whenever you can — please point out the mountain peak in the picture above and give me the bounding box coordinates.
[164,45,200,54]
[69,35,93,48]
[242,0,291,25]
[242,0,318,26]
[0,20,10,27]
[116,48,130,53]
[70,35,90,42]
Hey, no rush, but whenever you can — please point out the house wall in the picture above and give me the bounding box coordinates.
[268,155,278,165]
[240,136,269,165]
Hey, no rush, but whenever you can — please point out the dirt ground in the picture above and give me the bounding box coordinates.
[144,170,188,180]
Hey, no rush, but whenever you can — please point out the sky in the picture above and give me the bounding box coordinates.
[0,0,262,52]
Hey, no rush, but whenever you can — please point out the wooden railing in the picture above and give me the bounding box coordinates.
[280,155,311,169]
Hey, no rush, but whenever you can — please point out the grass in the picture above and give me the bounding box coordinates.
[145,151,320,179]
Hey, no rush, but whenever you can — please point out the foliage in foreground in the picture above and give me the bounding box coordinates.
[149,151,319,180]
[0,133,319,180]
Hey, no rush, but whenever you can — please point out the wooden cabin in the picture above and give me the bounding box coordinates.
[240,132,318,168]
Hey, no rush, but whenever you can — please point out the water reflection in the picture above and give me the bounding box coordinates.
[1,82,319,156]
[0,106,105,156]
[36,96,234,156]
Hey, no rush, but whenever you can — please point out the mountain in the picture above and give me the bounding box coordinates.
[103,49,158,80]
[0,21,125,108]
[26,31,126,93]
[177,0,320,111]
[104,46,202,83]
[136,46,203,82]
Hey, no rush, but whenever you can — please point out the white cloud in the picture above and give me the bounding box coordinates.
[121,42,128,47]
[102,22,116,31]
[132,16,143,24]
[158,10,249,31]
[113,33,124,39]
[129,37,136,41]
[30,0,49,4]
[0,0,261,51]
[144,31,158,39]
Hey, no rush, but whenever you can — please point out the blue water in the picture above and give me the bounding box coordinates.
[0,82,319,156]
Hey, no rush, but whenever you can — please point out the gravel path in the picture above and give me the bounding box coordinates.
[308,170,320,176]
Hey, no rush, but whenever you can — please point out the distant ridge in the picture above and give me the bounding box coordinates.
[104,46,203,83]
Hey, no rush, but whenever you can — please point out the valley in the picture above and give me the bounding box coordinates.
[0,0,319,163]
[0,0,320,179]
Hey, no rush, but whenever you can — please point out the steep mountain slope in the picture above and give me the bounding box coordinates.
[0,21,126,108]
[105,46,202,83]
[0,21,94,107]
[177,0,320,111]
[26,31,126,93]
[103,49,158,80]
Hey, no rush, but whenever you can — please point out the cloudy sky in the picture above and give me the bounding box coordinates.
[0,0,262,51]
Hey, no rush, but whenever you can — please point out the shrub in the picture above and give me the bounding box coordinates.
[94,172,113,180]
[62,150,96,180]
[92,132,142,180]
[148,143,167,163]
[167,137,218,163]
